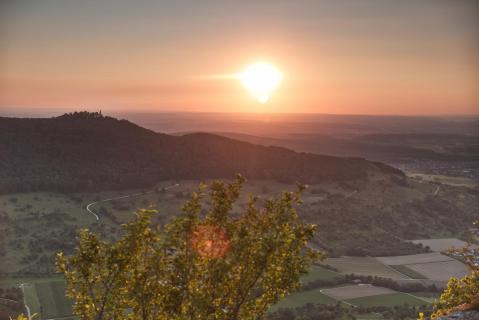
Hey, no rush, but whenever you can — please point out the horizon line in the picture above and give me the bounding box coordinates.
[1,107,478,118]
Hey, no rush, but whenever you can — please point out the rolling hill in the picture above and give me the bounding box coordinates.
[0,112,404,193]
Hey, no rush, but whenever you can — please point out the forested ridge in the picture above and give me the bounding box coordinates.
[0,112,404,193]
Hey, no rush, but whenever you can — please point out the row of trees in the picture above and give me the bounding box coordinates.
[302,273,440,294]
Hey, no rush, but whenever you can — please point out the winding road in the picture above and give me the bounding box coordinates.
[85,183,180,220]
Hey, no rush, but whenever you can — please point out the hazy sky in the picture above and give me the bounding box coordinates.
[1,0,478,115]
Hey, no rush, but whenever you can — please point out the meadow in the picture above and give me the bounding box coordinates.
[346,293,427,308]
[325,257,407,280]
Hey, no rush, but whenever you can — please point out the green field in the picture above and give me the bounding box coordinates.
[0,275,65,287]
[300,265,339,284]
[413,292,440,304]
[326,257,407,280]
[34,281,73,319]
[0,183,196,274]
[22,284,41,318]
[270,288,338,311]
[390,265,428,279]
[346,293,429,308]
[272,287,431,313]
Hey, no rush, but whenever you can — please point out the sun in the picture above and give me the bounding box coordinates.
[238,62,283,103]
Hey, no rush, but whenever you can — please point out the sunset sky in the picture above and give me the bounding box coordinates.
[1,0,478,115]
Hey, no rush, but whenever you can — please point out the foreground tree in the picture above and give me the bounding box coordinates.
[57,175,322,320]
[420,221,479,319]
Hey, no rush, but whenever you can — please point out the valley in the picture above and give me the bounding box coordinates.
[1,176,476,319]
[0,113,477,320]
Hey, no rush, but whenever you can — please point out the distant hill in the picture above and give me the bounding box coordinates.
[0,112,404,193]
[215,132,479,163]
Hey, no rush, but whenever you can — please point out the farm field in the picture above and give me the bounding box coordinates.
[389,265,427,279]
[6,279,75,320]
[377,253,469,281]
[0,275,64,287]
[346,292,428,308]
[35,281,74,319]
[4,265,434,319]
[273,284,432,312]
[325,257,407,280]
[376,252,451,265]
[321,284,395,300]
[300,265,339,284]
[406,260,469,281]
[270,288,338,311]
[413,292,441,304]
[409,238,468,252]
[22,284,41,319]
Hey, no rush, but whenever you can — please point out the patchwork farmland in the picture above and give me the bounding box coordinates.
[321,284,429,308]
[274,249,470,312]
[377,252,469,282]
[4,238,469,318]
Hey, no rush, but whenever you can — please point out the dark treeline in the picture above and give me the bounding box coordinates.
[0,287,24,319]
[302,273,440,293]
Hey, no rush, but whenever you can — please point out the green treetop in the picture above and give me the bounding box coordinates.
[56,175,323,320]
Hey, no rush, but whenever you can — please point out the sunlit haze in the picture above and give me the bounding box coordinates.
[238,63,283,104]
[1,2,479,318]
[0,0,478,115]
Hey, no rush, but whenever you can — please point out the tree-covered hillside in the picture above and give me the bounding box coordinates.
[0,112,403,193]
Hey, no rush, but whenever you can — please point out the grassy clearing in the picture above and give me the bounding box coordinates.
[22,284,41,318]
[0,275,65,287]
[413,292,440,304]
[321,285,395,300]
[301,265,339,284]
[35,281,73,319]
[389,265,428,279]
[270,289,338,311]
[326,257,407,279]
[0,182,198,273]
[346,292,429,308]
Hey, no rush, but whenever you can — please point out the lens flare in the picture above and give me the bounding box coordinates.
[190,224,230,259]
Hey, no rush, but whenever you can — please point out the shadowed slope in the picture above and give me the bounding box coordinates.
[0,112,404,193]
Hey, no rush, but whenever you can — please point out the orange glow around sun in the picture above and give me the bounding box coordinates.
[238,62,283,103]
